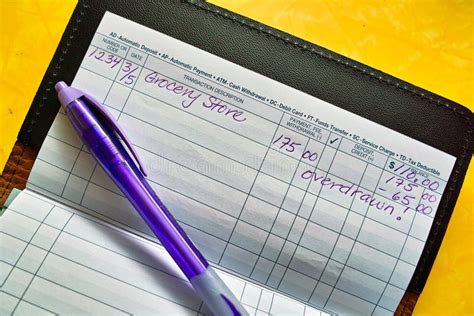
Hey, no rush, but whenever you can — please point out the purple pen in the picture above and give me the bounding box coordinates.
[55,82,247,316]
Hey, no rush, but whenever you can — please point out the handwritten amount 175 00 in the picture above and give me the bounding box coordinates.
[272,134,318,161]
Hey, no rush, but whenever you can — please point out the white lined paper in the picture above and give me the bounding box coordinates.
[1,190,330,315]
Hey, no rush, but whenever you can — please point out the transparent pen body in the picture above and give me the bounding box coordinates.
[65,98,208,278]
[63,96,247,315]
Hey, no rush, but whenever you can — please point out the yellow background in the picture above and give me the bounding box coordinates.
[0,0,472,314]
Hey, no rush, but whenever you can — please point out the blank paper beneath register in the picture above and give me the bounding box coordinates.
[0,190,329,315]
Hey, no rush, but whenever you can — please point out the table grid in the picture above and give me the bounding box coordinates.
[1,191,330,316]
[65,46,447,202]
[60,42,134,202]
[0,207,54,290]
[39,116,434,247]
[47,109,440,228]
[26,29,450,315]
[311,149,370,307]
[373,185,428,312]
[251,137,316,285]
[217,112,284,264]
[35,149,424,272]
[322,158,389,311]
[0,204,203,315]
[267,133,339,303]
[31,153,425,309]
[35,119,424,292]
[100,33,448,189]
[10,215,76,315]
[72,46,150,212]
[79,46,447,200]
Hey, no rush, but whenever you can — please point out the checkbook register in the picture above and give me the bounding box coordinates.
[1,1,472,315]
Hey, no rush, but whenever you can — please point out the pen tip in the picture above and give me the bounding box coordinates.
[55,81,68,93]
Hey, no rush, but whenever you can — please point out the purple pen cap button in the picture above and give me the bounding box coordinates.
[55,81,68,93]
[55,82,86,107]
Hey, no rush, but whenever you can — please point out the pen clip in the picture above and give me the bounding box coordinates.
[56,82,148,177]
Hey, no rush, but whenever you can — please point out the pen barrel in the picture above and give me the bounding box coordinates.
[65,99,208,279]
[105,160,247,316]
[64,97,248,315]
[106,158,210,279]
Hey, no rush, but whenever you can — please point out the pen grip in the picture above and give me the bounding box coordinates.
[190,267,249,316]
[113,160,248,315]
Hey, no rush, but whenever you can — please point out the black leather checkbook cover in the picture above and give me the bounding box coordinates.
[18,0,473,296]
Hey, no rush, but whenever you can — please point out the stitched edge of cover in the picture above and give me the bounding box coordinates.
[22,3,89,144]
[186,1,472,120]
[184,0,473,292]
[1,4,89,207]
